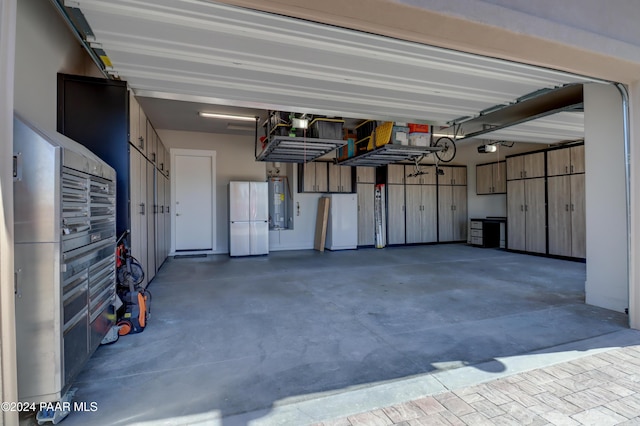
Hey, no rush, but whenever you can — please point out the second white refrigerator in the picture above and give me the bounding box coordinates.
[229,181,269,256]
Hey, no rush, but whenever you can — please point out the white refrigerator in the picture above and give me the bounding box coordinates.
[325,193,358,250]
[229,181,269,256]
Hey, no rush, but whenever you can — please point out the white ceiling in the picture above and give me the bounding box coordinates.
[68,0,595,137]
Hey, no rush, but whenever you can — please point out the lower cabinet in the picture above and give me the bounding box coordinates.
[547,174,585,258]
[438,185,467,242]
[387,184,406,244]
[357,183,375,246]
[507,178,546,253]
[406,185,438,243]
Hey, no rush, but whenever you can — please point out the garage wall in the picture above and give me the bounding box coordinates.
[14,0,101,130]
[158,130,266,254]
[584,83,628,313]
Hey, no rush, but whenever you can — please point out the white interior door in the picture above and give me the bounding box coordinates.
[174,151,215,251]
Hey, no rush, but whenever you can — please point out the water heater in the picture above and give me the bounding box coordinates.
[268,177,288,229]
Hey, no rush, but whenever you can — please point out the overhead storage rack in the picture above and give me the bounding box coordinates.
[337,144,443,167]
[256,136,347,163]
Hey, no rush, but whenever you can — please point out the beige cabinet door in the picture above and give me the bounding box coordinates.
[452,167,467,186]
[139,113,148,156]
[571,145,585,174]
[387,184,406,245]
[315,163,328,192]
[421,185,438,243]
[437,166,453,186]
[357,183,375,246]
[571,174,586,258]
[507,156,523,180]
[524,152,545,178]
[547,148,571,176]
[493,162,507,193]
[356,166,375,183]
[328,163,341,192]
[476,163,493,194]
[387,164,405,184]
[301,163,316,192]
[405,185,422,243]
[507,180,525,251]
[340,166,352,192]
[547,175,572,256]
[157,138,165,173]
[451,185,467,241]
[438,185,454,242]
[420,165,437,185]
[129,91,139,145]
[525,178,546,254]
[146,160,156,281]
[129,147,148,287]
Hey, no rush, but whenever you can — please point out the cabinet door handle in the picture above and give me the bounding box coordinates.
[571,204,575,211]
[571,165,574,173]
[565,204,569,212]
[167,206,170,213]
[520,171,523,178]
[565,166,568,173]
[524,170,527,178]
[138,136,144,149]
[525,205,528,212]
[140,203,145,215]
[520,205,524,212]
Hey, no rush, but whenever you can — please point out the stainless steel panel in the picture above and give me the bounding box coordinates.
[13,118,60,244]
[250,221,269,255]
[251,182,269,221]
[230,222,250,256]
[229,181,250,222]
[63,309,89,386]
[14,243,63,402]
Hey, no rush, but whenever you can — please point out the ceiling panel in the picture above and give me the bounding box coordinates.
[69,0,595,127]
[472,111,584,144]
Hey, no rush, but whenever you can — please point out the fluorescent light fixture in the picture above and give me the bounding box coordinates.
[199,112,257,121]
[226,124,255,131]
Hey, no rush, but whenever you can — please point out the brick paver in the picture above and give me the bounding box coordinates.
[312,345,640,425]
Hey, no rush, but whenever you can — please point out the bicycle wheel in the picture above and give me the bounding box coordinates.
[434,137,456,163]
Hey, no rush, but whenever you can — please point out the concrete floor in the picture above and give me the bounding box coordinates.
[58,244,627,425]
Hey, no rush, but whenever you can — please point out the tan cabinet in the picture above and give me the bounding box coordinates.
[129,147,148,287]
[507,152,545,180]
[356,166,375,183]
[438,166,466,185]
[406,185,437,243]
[386,185,406,245]
[547,144,585,176]
[548,174,586,258]
[405,164,436,185]
[507,178,546,253]
[476,161,506,194]
[357,183,375,246]
[328,164,352,192]
[300,162,328,192]
[438,184,467,242]
[387,164,405,184]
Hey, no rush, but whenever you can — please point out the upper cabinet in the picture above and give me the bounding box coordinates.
[507,151,545,180]
[387,164,405,185]
[476,161,506,195]
[547,144,585,176]
[356,166,376,184]
[438,166,466,186]
[328,163,353,193]
[405,164,436,185]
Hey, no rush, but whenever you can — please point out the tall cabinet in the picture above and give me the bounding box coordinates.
[356,167,376,246]
[506,151,546,254]
[546,145,585,258]
[386,165,406,245]
[58,73,170,289]
[406,165,438,244]
[438,166,467,242]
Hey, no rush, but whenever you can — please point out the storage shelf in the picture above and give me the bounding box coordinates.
[337,144,442,167]
[256,136,346,163]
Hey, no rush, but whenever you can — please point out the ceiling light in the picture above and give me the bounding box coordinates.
[199,112,257,121]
